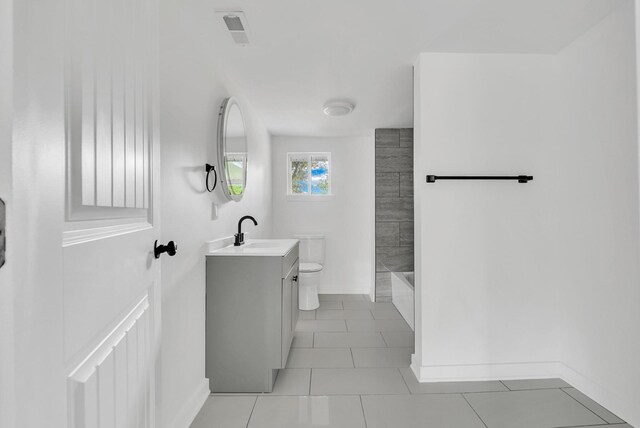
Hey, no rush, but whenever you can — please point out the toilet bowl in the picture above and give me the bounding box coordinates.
[294,235,325,311]
[299,263,322,310]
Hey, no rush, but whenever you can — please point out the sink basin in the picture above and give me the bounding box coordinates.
[207,239,298,257]
[245,242,280,249]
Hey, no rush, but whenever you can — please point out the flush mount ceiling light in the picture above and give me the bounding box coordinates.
[322,100,355,117]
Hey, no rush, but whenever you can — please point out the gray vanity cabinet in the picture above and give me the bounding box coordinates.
[281,264,299,367]
[205,242,299,393]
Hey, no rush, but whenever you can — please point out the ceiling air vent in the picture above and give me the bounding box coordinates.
[216,11,250,45]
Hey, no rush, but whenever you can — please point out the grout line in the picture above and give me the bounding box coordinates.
[453,387,577,396]
[397,367,412,393]
[245,396,258,428]
[312,332,315,348]
[308,369,312,395]
[350,348,356,368]
[499,380,511,391]
[218,391,498,397]
[312,346,409,350]
[359,390,494,396]
[214,385,622,399]
[380,332,389,347]
[359,395,369,428]
[554,424,629,428]
[461,393,489,428]
[561,387,625,423]
[560,388,608,425]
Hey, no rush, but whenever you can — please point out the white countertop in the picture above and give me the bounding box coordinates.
[206,239,298,257]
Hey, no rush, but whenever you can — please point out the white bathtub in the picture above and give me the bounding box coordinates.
[391,271,414,331]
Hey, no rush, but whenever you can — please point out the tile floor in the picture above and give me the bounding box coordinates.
[191,294,631,428]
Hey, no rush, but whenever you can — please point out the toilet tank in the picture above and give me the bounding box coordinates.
[293,234,325,264]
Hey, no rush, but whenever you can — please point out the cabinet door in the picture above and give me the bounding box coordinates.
[292,268,299,331]
[281,270,294,368]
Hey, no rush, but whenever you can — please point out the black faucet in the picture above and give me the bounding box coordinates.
[234,215,258,246]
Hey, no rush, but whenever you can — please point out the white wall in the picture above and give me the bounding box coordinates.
[554,2,640,423]
[272,136,375,295]
[159,0,273,426]
[413,2,640,426]
[413,52,560,377]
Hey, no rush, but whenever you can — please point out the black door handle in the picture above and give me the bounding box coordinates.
[154,240,177,259]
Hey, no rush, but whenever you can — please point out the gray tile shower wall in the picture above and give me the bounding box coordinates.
[375,129,414,301]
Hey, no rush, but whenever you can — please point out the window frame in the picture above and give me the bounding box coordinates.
[286,152,332,197]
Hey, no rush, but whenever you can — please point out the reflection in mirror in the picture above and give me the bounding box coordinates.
[218,97,248,201]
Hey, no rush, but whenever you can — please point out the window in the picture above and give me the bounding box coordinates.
[224,153,247,196]
[287,153,331,196]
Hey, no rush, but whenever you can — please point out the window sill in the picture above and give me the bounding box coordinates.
[286,194,334,202]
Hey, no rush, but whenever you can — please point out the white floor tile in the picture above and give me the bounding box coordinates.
[381,331,414,348]
[314,332,387,348]
[311,368,409,395]
[340,301,372,310]
[286,348,354,369]
[296,320,347,332]
[316,309,373,320]
[346,319,411,332]
[562,387,625,424]
[399,368,508,394]
[190,396,256,428]
[298,310,316,320]
[352,347,412,368]
[570,425,632,428]
[341,301,392,310]
[465,389,606,428]
[501,378,570,390]
[342,294,370,301]
[371,308,403,320]
[318,301,343,310]
[318,294,346,301]
[292,332,314,348]
[248,395,366,428]
[362,394,486,428]
[319,294,368,302]
[272,369,312,395]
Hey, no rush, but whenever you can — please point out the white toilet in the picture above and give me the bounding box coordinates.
[294,234,325,310]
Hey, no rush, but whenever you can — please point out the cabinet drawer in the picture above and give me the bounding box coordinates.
[281,242,299,278]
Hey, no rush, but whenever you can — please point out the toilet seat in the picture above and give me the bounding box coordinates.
[299,262,323,273]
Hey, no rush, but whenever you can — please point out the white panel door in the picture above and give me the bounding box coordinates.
[63,0,160,426]
[0,0,13,426]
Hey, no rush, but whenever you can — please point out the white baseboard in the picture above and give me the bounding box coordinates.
[170,378,210,428]
[410,361,565,383]
[409,360,638,427]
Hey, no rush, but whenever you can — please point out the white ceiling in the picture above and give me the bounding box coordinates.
[199,0,625,137]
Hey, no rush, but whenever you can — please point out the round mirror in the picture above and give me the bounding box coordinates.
[217,97,248,201]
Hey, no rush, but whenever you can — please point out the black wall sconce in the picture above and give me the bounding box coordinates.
[205,164,217,192]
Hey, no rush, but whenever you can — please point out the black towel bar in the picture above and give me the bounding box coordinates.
[426,175,533,183]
